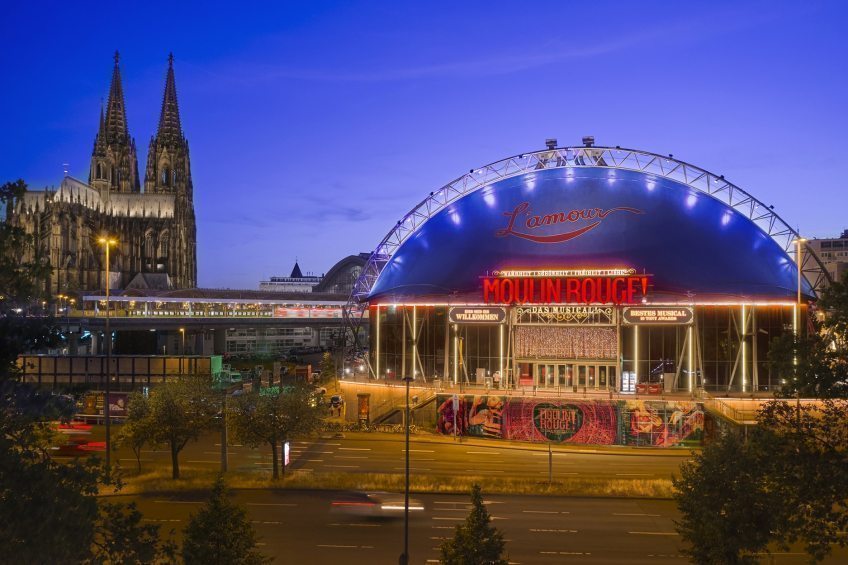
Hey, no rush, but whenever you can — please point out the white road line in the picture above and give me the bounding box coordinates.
[433,517,463,521]
[154,500,202,504]
[402,449,435,452]
[465,469,504,473]
[246,503,297,507]
[325,464,359,468]
[142,518,182,522]
[537,471,579,475]
[530,528,578,533]
[335,456,368,459]
[306,459,324,462]
[434,501,471,505]
[250,520,282,525]
[615,473,653,476]
[465,451,501,455]
[628,531,678,536]
[541,551,591,556]
[338,447,371,451]
[328,523,381,527]
[119,458,152,462]
[214,443,243,447]
[393,467,431,471]
[431,525,455,529]
[316,544,374,549]
[613,513,660,517]
[186,460,218,464]
[522,510,570,515]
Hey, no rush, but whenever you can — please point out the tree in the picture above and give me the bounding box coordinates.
[1,180,171,562]
[116,391,154,472]
[228,384,324,479]
[673,431,784,564]
[136,375,219,479]
[769,271,848,399]
[89,500,176,564]
[757,399,848,561]
[674,400,848,563]
[439,484,507,565]
[319,351,337,387]
[182,476,270,565]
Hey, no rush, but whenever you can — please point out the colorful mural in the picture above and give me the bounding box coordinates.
[436,395,703,448]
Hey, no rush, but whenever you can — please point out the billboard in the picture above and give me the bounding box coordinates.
[435,394,703,448]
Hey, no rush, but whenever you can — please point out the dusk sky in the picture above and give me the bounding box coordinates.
[3,1,846,289]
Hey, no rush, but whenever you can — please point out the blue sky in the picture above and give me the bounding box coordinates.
[2,1,846,289]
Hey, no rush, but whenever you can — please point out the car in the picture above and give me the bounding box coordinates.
[330,491,424,518]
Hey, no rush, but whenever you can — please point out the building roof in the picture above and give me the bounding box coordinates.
[360,146,824,304]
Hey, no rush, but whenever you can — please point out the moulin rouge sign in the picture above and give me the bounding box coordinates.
[483,268,650,305]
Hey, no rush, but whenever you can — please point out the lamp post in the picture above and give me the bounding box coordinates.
[179,327,186,355]
[794,237,807,423]
[399,374,413,565]
[98,236,117,475]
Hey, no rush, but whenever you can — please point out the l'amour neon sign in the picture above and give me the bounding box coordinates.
[483,270,650,305]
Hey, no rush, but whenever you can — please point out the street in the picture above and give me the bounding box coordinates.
[121,489,842,564]
[73,427,691,480]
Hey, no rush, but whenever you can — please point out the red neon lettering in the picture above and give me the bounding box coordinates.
[565,278,580,303]
[483,278,500,303]
[501,278,514,304]
[581,278,596,304]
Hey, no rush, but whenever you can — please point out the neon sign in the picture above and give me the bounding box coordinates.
[483,275,650,305]
[495,202,643,244]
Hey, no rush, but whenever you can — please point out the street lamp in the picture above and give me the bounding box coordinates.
[399,374,413,565]
[793,237,807,423]
[98,236,117,475]
[179,327,185,355]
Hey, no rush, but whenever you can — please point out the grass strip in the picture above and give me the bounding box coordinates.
[110,466,673,499]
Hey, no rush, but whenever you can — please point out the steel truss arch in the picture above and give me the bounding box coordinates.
[344,145,832,352]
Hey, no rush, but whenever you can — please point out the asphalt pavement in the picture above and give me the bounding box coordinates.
[122,489,842,564]
[70,427,692,480]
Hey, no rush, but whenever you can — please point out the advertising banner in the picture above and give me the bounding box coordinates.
[436,395,703,448]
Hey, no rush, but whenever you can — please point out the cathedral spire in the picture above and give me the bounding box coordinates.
[104,50,130,144]
[90,51,139,192]
[156,53,182,143]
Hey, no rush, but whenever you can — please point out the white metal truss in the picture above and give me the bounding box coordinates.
[344,145,832,351]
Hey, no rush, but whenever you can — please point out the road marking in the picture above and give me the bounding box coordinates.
[306,459,324,462]
[325,464,360,468]
[251,520,282,525]
[615,473,653,476]
[214,443,243,447]
[435,501,471,505]
[393,467,431,471]
[186,460,218,464]
[433,517,463,521]
[613,513,660,517]
[328,523,381,527]
[402,449,435,452]
[119,458,152,462]
[315,451,334,454]
[141,450,169,453]
[541,551,590,556]
[537,471,579,475]
[465,451,501,455]
[530,528,577,533]
[338,447,371,451]
[628,531,679,536]
[465,469,504,473]
[246,503,297,507]
[316,544,374,549]
[143,518,182,524]
[431,526,455,529]
[154,500,202,504]
[335,456,368,459]
[522,510,570,515]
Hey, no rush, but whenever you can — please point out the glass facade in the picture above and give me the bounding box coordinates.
[370,304,797,393]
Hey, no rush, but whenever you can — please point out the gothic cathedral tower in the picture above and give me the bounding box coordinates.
[143,54,197,288]
[89,51,140,194]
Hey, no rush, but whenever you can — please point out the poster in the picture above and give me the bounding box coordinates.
[436,395,703,448]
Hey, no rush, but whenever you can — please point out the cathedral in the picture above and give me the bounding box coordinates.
[6,52,197,294]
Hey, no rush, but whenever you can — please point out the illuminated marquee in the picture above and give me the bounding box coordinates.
[483,272,650,305]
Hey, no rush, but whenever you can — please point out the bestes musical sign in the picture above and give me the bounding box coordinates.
[482,272,650,305]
